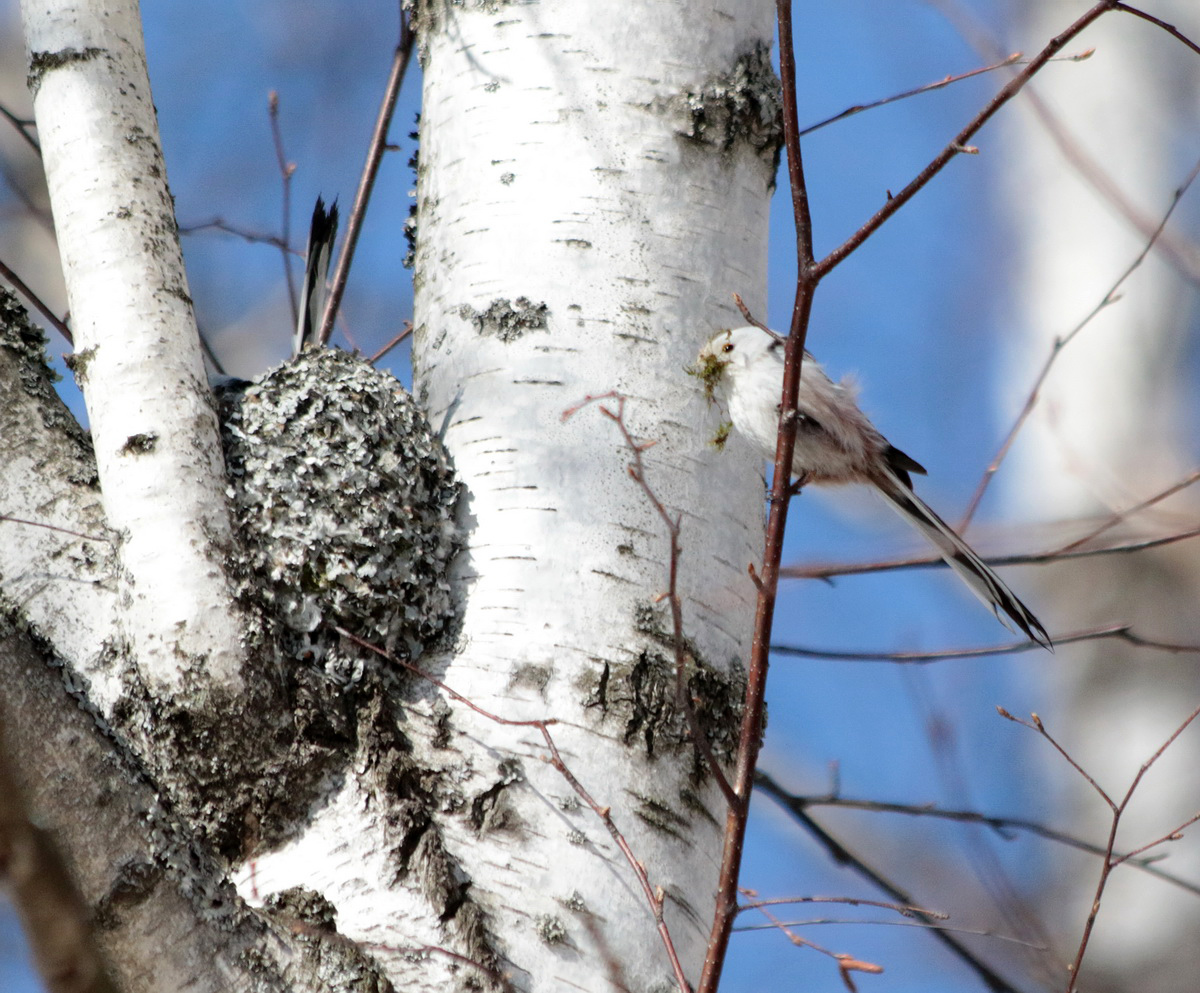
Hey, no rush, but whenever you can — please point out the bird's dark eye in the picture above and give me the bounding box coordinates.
[721,342,735,354]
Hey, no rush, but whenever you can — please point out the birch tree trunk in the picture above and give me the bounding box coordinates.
[999,3,1200,989]
[4,1,778,991]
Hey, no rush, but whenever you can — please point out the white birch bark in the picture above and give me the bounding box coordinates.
[1000,3,1200,988]
[20,0,246,699]
[238,1,777,990]
[7,1,779,990]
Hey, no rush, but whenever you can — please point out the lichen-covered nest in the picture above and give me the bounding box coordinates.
[220,347,460,680]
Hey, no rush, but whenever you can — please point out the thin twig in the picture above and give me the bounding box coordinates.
[998,704,1200,993]
[1114,3,1200,56]
[739,888,886,986]
[268,91,299,332]
[0,515,109,544]
[0,103,40,154]
[563,393,736,808]
[771,624,1200,664]
[782,523,1200,581]
[754,772,1200,897]
[178,217,291,252]
[1053,467,1200,554]
[814,2,1119,282]
[798,51,1095,138]
[368,322,414,365]
[756,785,1031,993]
[317,7,416,346]
[740,891,944,920]
[732,293,780,339]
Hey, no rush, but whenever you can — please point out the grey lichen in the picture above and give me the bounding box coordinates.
[534,914,567,946]
[459,297,548,342]
[670,42,783,166]
[264,886,339,932]
[220,347,461,681]
[265,886,397,993]
[0,288,57,372]
[0,288,91,454]
[119,432,158,455]
[584,602,745,767]
[27,46,104,91]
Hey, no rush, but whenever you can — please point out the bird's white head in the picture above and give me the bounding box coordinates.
[691,326,777,401]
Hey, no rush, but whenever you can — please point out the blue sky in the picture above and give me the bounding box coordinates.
[5,2,1195,990]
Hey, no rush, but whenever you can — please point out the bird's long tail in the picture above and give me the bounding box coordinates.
[871,466,1052,650]
[293,196,340,358]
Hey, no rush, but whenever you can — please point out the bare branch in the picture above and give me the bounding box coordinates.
[754,781,1033,993]
[267,91,299,333]
[771,625,1200,664]
[1000,704,1200,992]
[317,8,416,347]
[755,772,1200,898]
[783,523,1200,581]
[815,2,1120,281]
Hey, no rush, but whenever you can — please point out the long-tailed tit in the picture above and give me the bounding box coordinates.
[695,326,1051,649]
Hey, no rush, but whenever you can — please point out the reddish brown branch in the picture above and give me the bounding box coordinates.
[814,2,1119,282]
[368,322,413,365]
[698,4,820,990]
[317,8,415,347]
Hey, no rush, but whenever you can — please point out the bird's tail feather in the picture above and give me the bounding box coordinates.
[872,467,1052,650]
[293,196,339,358]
